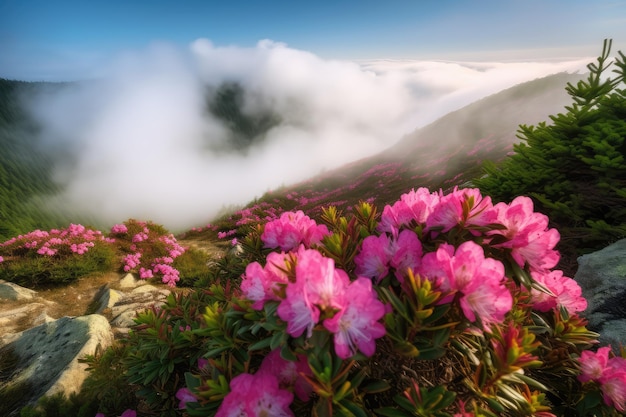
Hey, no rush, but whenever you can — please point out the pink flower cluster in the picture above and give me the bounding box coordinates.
[217,229,237,239]
[242,247,386,359]
[261,211,330,252]
[1,224,111,259]
[111,221,186,287]
[356,187,587,319]
[578,346,626,411]
[123,253,142,271]
[110,223,128,234]
[213,348,312,416]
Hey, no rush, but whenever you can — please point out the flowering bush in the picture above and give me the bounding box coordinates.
[167,187,625,416]
[108,219,186,287]
[0,223,116,286]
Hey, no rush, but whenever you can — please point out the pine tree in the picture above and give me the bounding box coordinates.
[476,39,626,255]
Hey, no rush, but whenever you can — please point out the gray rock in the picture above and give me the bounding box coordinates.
[0,314,113,415]
[92,284,125,314]
[0,280,37,301]
[109,290,168,327]
[574,238,626,348]
[119,273,141,288]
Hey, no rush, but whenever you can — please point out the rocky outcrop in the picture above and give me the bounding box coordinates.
[574,238,626,349]
[0,273,171,416]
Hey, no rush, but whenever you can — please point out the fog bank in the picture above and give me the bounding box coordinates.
[26,39,590,230]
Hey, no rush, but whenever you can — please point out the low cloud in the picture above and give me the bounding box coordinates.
[25,39,590,231]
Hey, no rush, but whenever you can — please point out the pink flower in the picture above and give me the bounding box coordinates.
[578,347,612,383]
[0,256,3,263]
[216,372,294,417]
[153,263,180,287]
[426,187,496,234]
[120,410,136,417]
[277,280,320,338]
[198,357,209,369]
[261,211,330,251]
[354,234,392,283]
[277,248,348,338]
[95,413,105,417]
[110,224,128,234]
[578,347,626,410]
[259,349,313,401]
[531,269,587,314]
[241,252,290,309]
[324,277,386,359]
[132,232,148,243]
[139,267,154,279]
[378,187,439,234]
[297,247,349,311]
[389,229,423,282]
[600,366,626,411]
[175,387,197,409]
[489,196,560,270]
[421,241,511,327]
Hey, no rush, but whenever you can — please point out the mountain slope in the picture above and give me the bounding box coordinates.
[207,71,585,231]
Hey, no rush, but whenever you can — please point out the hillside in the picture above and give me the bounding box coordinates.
[0,79,97,239]
[205,72,584,228]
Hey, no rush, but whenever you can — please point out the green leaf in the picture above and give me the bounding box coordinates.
[361,379,391,394]
[375,406,411,417]
[248,336,272,352]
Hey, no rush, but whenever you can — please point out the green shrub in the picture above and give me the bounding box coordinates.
[475,39,626,255]
[172,247,213,287]
[0,224,116,287]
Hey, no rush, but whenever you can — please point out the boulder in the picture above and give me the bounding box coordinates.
[0,315,113,415]
[0,273,176,415]
[574,238,626,349]
[0,280,37,301]
[119,272,142,289]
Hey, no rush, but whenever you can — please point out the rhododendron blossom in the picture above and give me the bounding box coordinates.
[258,348,313,401]
[600,369,626,412]
[389,229,423,282]
[110,224,128,234]
[215,372,294,417]
[241,252,291,310]
[276,248,348,338]
[578,347,612,383]
[531,269,587,314]
[489,196,560,270]
[261,210,330,251]
[277,281,321,338]
[354,233,392,282]
[296,247,349,311]
[421,241,511,326]
[324,277,387,359]
[175,387,197,409]
[378,187,439,234]
[426,187,496,234]
[578,347,626,411]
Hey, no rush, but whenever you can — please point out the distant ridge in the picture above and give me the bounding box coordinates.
[240,71,587,219]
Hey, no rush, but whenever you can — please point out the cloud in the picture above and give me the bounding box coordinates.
[25,39,591,231]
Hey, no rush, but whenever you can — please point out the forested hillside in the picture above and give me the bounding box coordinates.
[0,79,90,240]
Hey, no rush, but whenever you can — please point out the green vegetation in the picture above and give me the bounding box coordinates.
[0,78,94,240]
[476,40,626,256]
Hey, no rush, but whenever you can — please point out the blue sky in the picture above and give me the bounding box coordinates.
[2,0,626,81]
